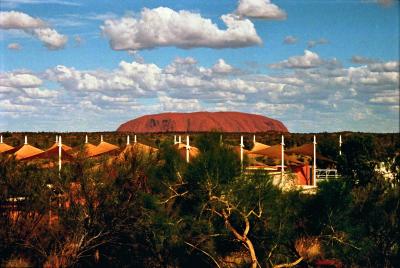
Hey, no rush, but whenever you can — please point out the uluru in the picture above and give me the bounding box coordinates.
[117,112,288,133]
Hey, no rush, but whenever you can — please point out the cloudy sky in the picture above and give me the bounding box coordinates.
[0,0,399,132]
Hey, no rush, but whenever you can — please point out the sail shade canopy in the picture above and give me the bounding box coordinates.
[6,144,44,160]
[286,143,334,162]
[251,141,270,152]
[23,144,74,161]
[0,142,14,153]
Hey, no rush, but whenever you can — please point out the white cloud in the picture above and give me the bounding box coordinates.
[0,11,45,29]
[0,72,43,88]
[79,100,102,111]
[212,59,234,74]
[283,35,297,44]
[269,50,323,69]
[254,102,304,115]
[307,38,329,48]
[0,11,67,50]
[33,27,67,49]
[74,35,83,46]
[236,0,287,20]
[158,94,202,111]
[2,55,399,132]
[101,7,261,51]
[368,61,399,72]
[0,99,37,112]
[351,55,379,64]
[369,90,399,104]
[1,0,80,8]
[7,42,22,50]
[23,88,58,98]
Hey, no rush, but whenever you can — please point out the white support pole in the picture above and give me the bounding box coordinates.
[134,134,137,143]
[100,135,103,143]
[24,135,28,145]
[55,135,58,143]
[178,135,182,144]
[85,135,88,144]
[339,134,342,156]
[58,136,62,172]
[174,135,177,145]
[253,134,256,144]
[186,135,190,163]
[281,135,285,178]
[127,135,130,145]
[240,135,244,164]
[0,135,3,144]
[313,135,317,187]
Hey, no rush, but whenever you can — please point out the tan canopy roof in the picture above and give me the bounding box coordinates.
[252,144,302,165]
[6,144,44,160]
[251,141,270,152]
[107,142,158,164]
[286,143,334,162]
[0,142,14,153]
[174,143,186,150]
[47,142,72,152]
[89,141,119,158]
[121,142,158,156]
[23,144,75,161]
[173,143,200,160]
[72,142,97,157]
[252,144,283,159]
[231,145,263,159]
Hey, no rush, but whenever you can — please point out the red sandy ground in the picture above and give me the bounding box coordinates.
[117,111,288,133]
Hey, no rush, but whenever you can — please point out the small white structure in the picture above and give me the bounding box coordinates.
[186,135,190,163]
[339,134,342,156]
[281,135,285,178]
[127,135,130,145]
[313,135,317,187]
[240,135,244,164]
[134,134,137,143]
[85,135,88,144]
[58,136,62,171]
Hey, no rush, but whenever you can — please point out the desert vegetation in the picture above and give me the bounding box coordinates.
[0,132,399,267]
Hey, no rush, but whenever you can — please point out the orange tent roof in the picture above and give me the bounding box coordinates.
[232,145,251,155]
[47,142,72,152]
[23,144,75,161]
[9,144,44,160]
[231,145,263,160]
[252,144,282,159]
[252,144,302,165]
[88,141,119,158]
[0,142,14,153]
[174,143,200,160]
[120,142,158,156]
[134,142,158,153]
[174,143,186,150]
[72,142,97,157]
[286,143,334,162]
[251,141,270,152]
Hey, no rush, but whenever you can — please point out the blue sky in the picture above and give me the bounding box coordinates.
[0,0,399,132]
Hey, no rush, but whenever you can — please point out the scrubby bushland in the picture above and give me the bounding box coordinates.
[0,133,399,267]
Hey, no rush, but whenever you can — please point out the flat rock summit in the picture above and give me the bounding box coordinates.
[117,112,288,133]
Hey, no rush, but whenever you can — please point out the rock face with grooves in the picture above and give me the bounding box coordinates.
[117,112,288,133]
